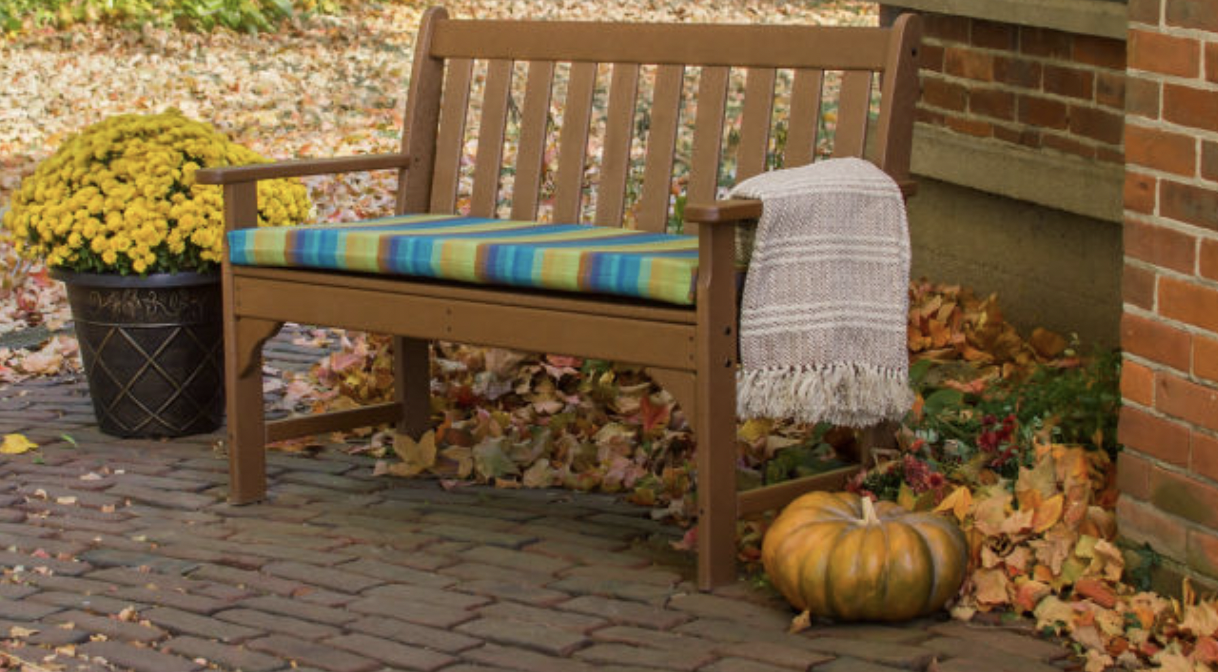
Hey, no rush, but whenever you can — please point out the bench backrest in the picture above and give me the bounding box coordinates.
[396,7,922,233]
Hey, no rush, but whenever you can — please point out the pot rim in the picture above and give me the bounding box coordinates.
[49,268,219,289]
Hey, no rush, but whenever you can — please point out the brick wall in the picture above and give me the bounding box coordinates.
[915,13,1126,165]
[1119,0,1218,584]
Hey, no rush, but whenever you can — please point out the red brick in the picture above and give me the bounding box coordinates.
[1128,0,1161,24]
[1069,105,1123,144]
[970,20,1016,50]
[1097,146,1125,164]
[1161,180,1218,232]
[1021,27,1072,58]
[1124,262,1157,309]
[944,47,994,81]
[1202,141,1218,182]
[968,88,1015,120]
[1162,276,1218,333]
[1166,0,1218,33]
[1095,72,1126,109]
[1187,528,1218,579]
[992,125,1041,148]
[1207,42,1218,84]
[1125,76,1161,119]
[1130,30,1201,77]
[1164,84,1218,134]
[1202,239,1218,281]
[1018,95,1068,129]
[1072,34,1127,69]
[944,116,992,138]
[1043,65,1094,99]
[1150,465,1218,529]
[1043,133,1097,160]
[1118,450,1153,501]
[1158,371,1218,432]
[1121,405,1191,466]
[915,108,946,126]
[1124,172,1157,214]
[924,14,969,43]
[920,44,945,72]
[1192,431,1218,481]
[1195,334,1218,384]
[921,78,967,111]
[1125,125,1197,176]
[1123,359,1157,406]
[993,57,1041,89]
[1117,496,1187,559]
[1125,219,1197,273]
[1121,311,1192,370]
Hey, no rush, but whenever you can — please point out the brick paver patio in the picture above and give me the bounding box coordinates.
[0,330,1080,672]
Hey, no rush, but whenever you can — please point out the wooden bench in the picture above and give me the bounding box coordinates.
[197,7,923,589]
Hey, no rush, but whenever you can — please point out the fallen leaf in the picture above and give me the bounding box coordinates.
[391,430,437,477]
[0,433,38,454]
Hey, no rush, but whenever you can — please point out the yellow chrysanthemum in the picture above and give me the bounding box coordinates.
[3,109,313,275]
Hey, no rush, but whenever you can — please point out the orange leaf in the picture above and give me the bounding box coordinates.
[1074,578,1117,609]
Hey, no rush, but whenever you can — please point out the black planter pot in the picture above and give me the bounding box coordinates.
[52,270,224,438]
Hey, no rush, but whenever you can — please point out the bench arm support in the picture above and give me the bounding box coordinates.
[195,152,412,185]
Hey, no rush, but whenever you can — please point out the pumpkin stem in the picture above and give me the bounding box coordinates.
[860,496,881,525]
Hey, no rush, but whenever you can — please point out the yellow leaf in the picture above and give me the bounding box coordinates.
[391,430,437,477]
[934,486,973,522]
[1031,493,1064,533]
[738,418,773,444]
[0,433,37,455]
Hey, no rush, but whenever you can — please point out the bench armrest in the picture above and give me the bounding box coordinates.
[684,179,917,226]
[195,153,412,185]
[683,199,762,225]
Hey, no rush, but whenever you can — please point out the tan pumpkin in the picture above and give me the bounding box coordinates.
[762,491,967,621]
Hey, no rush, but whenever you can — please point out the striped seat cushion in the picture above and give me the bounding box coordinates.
[227,214,700,305]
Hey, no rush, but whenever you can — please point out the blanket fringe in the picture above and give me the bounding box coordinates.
[737,363,914,428]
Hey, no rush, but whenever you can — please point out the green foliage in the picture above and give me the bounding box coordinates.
[0,0,322,33]
[855,350,1121,502]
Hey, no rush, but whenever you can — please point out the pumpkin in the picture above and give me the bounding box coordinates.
[761,491,967,621]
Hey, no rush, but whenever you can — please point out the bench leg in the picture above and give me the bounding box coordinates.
[394,336,432,438]
[694,222,740,590]
[225,317,280,505]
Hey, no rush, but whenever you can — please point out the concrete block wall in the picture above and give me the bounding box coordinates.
[1118,0,1218,585]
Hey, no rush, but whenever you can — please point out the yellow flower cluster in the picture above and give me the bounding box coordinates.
[2,109,311,275]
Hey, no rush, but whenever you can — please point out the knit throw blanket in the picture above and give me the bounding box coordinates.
[731,157,913,427]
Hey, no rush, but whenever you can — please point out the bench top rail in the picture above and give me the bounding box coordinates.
[397,8,922,235]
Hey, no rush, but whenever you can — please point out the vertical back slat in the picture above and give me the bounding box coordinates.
[735,67,776,182]
[429,58,474,212]
[594,62,640,227]
[397,6,448,213]
[470,59,514,217]
[783,68,824,168]
[634,65,685,233]
[552,62,597,224]
[510,60,556,220]
[872,14,923,182]
[686,66,729,209]
[832,69,873,159]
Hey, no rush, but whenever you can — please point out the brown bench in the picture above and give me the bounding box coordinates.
[197,7,923,589]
